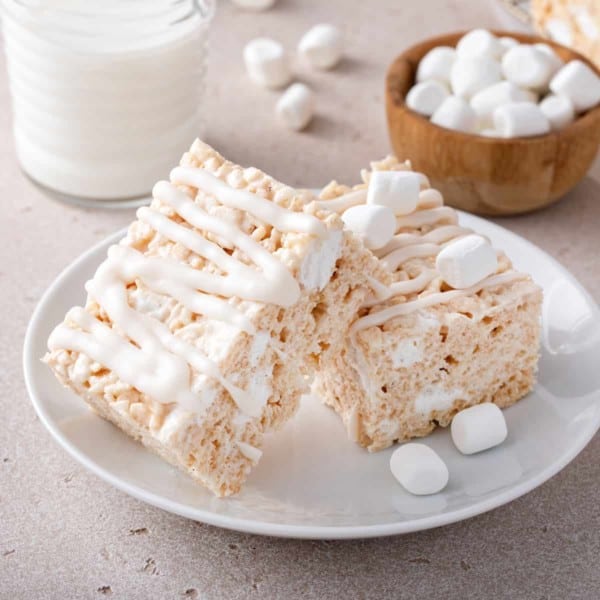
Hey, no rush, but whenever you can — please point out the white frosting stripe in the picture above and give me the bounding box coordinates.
[314,188,367,213]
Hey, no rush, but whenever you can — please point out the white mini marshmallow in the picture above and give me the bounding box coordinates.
[450,55,502,99]
[533,43,564,73]
[367,170,420,215]
[493,102,551,138]
[298,24,343,70]
[451,403,508,455]
[405,80,450,117]
[502,45,556,91]
[341,204,396,250]
[431,96,477,133]
[540,94,575,131]
[244,38,291,88]
[232,0,277,10]
[276,83,314,131]
[470,80,536,128]
[550,59,600,112]
[390,443,449,496]
[456,28,503,59]
[436,234,498,289]
[498,36,519,54]
[416,46,456,85]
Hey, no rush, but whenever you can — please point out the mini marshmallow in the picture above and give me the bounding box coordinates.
[550,60,600,113]
[341,204,396,250]
[436,234,498,289]
[416,46,456,85]
[451,403,508,455]
[450,55,502,99]
[470,81,536,128]
[390,443,449,496]
[405,80,450,117]
[243,38,291,88]
[533,43,564,73]
[431,96,477,133]
[276,83,314,131]
[493,102,551,138]
[298,24,343,70]
[231,0,277,10]
[498,36,519,53]
[367,170,420,215]
[540,94,575,131]
[502,45,556,91]
[456,28,503,59]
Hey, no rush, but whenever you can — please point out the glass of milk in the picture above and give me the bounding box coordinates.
[1,0,214,207]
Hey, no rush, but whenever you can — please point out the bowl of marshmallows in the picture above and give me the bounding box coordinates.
[386,29,600,215]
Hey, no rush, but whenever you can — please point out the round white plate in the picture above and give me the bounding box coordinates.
[24,212,600,539]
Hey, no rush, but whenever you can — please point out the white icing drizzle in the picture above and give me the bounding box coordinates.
[314,188,366,213]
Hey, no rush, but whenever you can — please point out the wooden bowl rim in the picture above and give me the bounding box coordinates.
[386,29,600,146]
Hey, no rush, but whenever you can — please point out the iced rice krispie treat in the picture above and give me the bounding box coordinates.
[45,139,381,496]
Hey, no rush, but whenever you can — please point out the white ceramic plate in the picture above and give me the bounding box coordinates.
[24,212,600,539]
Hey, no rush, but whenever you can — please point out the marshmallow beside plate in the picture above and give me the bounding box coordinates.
[298,24,343,70]
[276,83,314,130]
[243,38,291,88]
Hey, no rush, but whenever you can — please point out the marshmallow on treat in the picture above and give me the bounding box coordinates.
[390,443,449,496]
[493,102,551,138]
[451,403,508,455]
[550,59,600,113]
[416,46,456,85]
[450,55,502,99]
[232,0,277,10]
[431,96,477,134]
[470,81,536,128]
[244,38,291,88]
[456,28,503,59]
[341,204,396,250]
[436,234,498,289]
[276,83,314,131]
[502,45,557,91]
[540,94,575,131]
[298,24,343,70]
[406,80,450,117]
[367,170,420,215]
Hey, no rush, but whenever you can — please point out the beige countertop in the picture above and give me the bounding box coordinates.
[1,1,599,598]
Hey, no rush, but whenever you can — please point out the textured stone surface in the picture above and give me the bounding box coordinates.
[1,1,599,598]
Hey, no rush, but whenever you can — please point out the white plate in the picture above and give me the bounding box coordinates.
[23,212,600,539]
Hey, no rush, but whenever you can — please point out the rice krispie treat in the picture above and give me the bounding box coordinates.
[45,139,381,496]
[313,158,542,452]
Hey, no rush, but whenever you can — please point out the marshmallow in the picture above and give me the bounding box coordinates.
[450,55,502,99]
[405,80,450,117]
[451,403,508,455]
[276,83,314,131]
[493,102,551,138]
[243,38,291,89]
[502,45,556,91]
[431,96,477,133]
[498,36,519,54]
[390,443,449,496]
[540,94,575,131]
[367,170,420,215]
[231,0,277,10]
[341,204,396,250]
[298,24,343,70]
[456,29,503,59]
[436,234,498,289]
[416,46,456,85]
[550,60,600,113]
[533,43,564,73]
[470,81,536,128]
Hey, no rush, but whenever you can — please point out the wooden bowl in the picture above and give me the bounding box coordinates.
[386,30,600,215]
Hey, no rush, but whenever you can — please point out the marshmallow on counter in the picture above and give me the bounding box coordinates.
[456,28,503,59]
[498,36,519,53]
[276,83,314,131]
[341,204,396,250]
[470,81,536,128]
[493,102,551,138]
[390,443,449,496]
[243,38,291,88]
[533,43,564,73]
[367,170,420,215]
[451,403,508,455]
[298,24,343,70]
[502,45,559,92]
[540,94,575,131]
[405,80,450,117]
[550,59,600,113]
[416,46,456,85]
[231,0,277,10]
[436,234,498,289]
[450,55,502,99]
[431,95,477,134]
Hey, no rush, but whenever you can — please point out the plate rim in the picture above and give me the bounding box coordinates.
[23,212,600,539]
